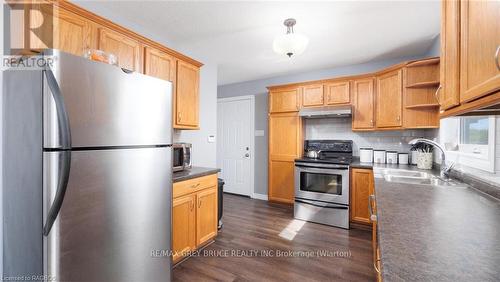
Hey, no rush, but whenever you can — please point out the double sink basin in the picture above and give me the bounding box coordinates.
[375,168,466,188]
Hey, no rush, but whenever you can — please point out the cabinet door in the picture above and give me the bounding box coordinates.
[172,194,196,263]
[350,168,374,225]
[268,113,301,204]
[460,0,500,102]
[376,70,403,128]
[269,88,300,113]
[325,81,350,105]
[175,60,200,129]
[268,160,295,204]
[54,9,93,56]
[352,78,375,130]
[98,28,141,72]
[144,47,176,82]
[196,187,218,247]
[302,84,324,107]
[269,113,301,160]
[25,4,93,56]
[439,0,460,110]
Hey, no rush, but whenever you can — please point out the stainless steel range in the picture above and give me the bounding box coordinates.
[294,140,353,229]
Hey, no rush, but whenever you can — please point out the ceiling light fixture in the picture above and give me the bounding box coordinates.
[273,18,309,58]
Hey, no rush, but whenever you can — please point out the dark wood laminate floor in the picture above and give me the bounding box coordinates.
[173,194,375,282]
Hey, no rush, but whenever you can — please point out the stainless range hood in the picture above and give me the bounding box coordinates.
[298,105,352,118]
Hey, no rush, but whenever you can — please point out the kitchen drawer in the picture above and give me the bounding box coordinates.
[173,174,217,198]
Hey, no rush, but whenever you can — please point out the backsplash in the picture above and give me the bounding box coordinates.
[304,118,438,156]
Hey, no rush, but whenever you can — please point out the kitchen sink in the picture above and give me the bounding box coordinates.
[378,169,431,178]
[383,175,465,187]
[377,169,467,188]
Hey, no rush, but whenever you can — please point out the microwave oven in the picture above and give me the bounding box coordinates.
[173,143,192,172]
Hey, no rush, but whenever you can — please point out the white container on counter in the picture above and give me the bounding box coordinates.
[417,152,433,169]
[359,148,373,163]
[398,153,409,165]
[386,151,398,164]
[373,150,386,163]
[411,150,418,165]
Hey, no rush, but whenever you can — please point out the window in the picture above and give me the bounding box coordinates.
[460,117,489,145]
[440,116,496,173]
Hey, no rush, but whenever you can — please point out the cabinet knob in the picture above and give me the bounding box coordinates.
[396,115,400,121]
[495,45,500,71]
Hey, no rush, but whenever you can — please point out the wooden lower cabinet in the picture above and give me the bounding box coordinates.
[172,174,218,263]
[196,187,218,246]
[172,194,196,263]
[268,160,295,204]
[350,168,374,225]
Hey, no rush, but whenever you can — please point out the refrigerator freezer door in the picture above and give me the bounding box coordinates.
[44,147,172,281]
[43,50,173,149]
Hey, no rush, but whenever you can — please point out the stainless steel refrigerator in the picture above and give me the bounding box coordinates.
[3,50,173,281]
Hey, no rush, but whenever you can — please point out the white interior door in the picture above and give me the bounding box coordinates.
[217,96,254,197]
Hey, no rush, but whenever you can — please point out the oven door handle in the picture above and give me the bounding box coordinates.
[295,164,349,170]
[295,199,348,210]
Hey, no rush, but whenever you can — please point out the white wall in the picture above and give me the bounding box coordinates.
[75,1,218,168]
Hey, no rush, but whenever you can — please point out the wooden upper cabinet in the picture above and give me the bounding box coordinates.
[350,168,374,225]
[460,0,500,103]
[196,186,218,246]
[325,81,350,105]
[172,194,196,263]
[352,78,375,130]
[54,9,93,56]
[269,88,300,113]
[98,28,141,72]
[302,84,324,107]
[175,60,200,129]
[439,0,460,110]
[376,70,403,128]
[144,47,176,82]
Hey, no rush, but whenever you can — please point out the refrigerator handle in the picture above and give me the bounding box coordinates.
[43,150,71,236]
[44,68,72,150]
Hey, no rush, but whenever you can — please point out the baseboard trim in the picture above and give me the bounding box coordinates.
[251,193,268,201]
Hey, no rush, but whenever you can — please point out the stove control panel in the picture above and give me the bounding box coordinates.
[304,140,353,153]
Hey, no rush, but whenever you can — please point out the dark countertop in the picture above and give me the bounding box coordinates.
[173,167,220,183]
[372,167,500,281]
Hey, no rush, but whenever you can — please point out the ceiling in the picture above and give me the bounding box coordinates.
[78,1,440,85]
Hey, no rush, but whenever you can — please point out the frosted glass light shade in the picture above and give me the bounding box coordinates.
[273,32,309,57]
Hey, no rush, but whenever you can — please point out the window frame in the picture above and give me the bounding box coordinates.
[445,116,496,173]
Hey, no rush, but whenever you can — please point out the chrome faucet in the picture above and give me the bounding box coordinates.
[408,138,452,179]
